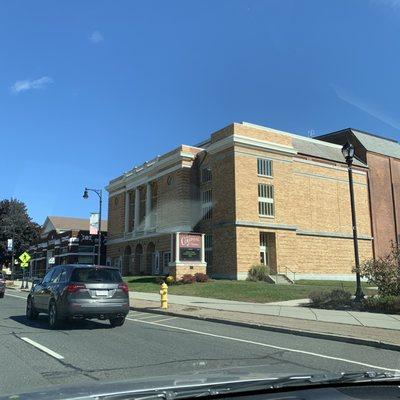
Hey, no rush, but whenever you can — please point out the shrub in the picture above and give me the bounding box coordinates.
[358,242,400,296]
[165,275,175,285]
[247,264,270,282]
[309,290,331,307]
[362,295,400,314]
[309,289,352,309]
[181,274,196,284]
[194,273,209,283]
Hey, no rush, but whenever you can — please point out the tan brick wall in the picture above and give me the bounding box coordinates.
[107,192,126,239]
[212,225,237,278]
[233,123,293,147]
[157,167,199,230]
[234,227,373,278]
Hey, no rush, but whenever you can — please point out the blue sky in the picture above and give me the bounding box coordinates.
[1,0,400,224]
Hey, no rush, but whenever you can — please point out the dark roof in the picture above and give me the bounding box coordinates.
[291,137,365,166]
[317,128,400,160]
[45,216,108,232]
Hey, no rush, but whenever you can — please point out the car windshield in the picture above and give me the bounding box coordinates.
[1,1,400,399]
[70,268,122,283]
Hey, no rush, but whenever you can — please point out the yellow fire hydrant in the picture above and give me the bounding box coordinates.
[160,282,168,309]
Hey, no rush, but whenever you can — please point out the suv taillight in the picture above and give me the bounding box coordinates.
[67,283,86,293]
[118,282,129,294]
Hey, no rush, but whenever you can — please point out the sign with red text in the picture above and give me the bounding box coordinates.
[179,233,202,262]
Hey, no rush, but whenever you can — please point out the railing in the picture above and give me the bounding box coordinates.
[284,266,296,283]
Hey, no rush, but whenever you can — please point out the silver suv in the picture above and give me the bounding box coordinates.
[26,265,130,328]
[0,272,5,298]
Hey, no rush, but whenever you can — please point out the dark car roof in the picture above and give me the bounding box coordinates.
[54,264,119,270]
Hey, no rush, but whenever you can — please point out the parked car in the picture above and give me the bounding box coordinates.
[0,272,5,298]
[26,264,130,328]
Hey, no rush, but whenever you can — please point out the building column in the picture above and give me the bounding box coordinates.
[124,191,129,233]
[201,233,205,263]
[134,187,140,231]
[145,182,152,230]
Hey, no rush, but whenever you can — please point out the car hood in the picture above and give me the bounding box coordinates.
[0,367,295,400]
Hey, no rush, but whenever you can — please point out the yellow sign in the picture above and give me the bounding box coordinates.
[19,252,31,264]
[21,262,29,268]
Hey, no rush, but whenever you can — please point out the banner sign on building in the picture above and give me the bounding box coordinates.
[7,239,13,251]
[179,233,202,262]
[90,213,99,235]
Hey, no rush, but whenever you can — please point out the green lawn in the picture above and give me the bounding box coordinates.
[124,276,376,304]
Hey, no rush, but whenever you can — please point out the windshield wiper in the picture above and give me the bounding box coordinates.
[228,370,400,391]
[95,371,400,400]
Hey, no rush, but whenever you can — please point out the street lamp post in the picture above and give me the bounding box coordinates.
[342,142,364,301]
[83,188,103,265]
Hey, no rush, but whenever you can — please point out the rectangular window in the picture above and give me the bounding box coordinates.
[163,251,171,268]
[205,234,213,266]
[257,158,273,177]
[78,245,95,253]
[258,184,274,217]
[201,167,212,183]
[201,189,213,220]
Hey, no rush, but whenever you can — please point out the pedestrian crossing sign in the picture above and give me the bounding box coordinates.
[19,252,31,264]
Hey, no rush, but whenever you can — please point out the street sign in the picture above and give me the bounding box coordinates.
[20,262,29,268]
[48,257,55,265]
[19,252,31,264]
[7,239,13,251]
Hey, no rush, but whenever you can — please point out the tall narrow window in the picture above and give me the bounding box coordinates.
[201,167,212,183]
[128,191,135,232]
[151,181,158,227]
[205,234,213,266]
[257,158,273,177]
[201,189,213,220]
[258,184,274,217]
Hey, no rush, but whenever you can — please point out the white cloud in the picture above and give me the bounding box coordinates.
[371,0,400,10]
[10,76,53,94]
[332,84,400,130]
[89,30,103,44]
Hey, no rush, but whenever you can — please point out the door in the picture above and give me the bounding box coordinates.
[34,268,56,311]
[259,233,269,267]
[152,251,160,275]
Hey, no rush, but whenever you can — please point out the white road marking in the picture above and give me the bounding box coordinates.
[126,317,400,373]
[5,292,27,300]
[133,313,171,320]
[146,316,178,323]
[19,337,64,360]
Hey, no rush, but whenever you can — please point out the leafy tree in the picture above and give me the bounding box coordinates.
[0,198,41,266]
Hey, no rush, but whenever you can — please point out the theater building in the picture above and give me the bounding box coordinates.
[105,122,388,280]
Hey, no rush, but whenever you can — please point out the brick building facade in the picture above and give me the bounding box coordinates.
[29,216,107,277]
[106,122,382,280]
[317,128,400,259]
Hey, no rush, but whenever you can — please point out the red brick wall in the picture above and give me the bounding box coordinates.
[390,158,400,243]
[367,153,397,257]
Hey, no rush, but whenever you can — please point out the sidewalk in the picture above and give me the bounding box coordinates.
[129,291,400,350]
[131,291,400,330]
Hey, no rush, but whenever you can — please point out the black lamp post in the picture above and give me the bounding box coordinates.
[342,142,364,301]
[83,187,103,265]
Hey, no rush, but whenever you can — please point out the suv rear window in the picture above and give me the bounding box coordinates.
[70,268,122,283]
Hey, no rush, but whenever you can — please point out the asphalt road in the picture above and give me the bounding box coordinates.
[1,290,400,397]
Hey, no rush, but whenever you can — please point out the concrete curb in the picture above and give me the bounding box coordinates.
[130,305,400,352]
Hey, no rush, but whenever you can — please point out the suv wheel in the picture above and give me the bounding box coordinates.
[48,301,60,329]
[0,292,4,299]
[26,297,38,320]
[109,316,125,327]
